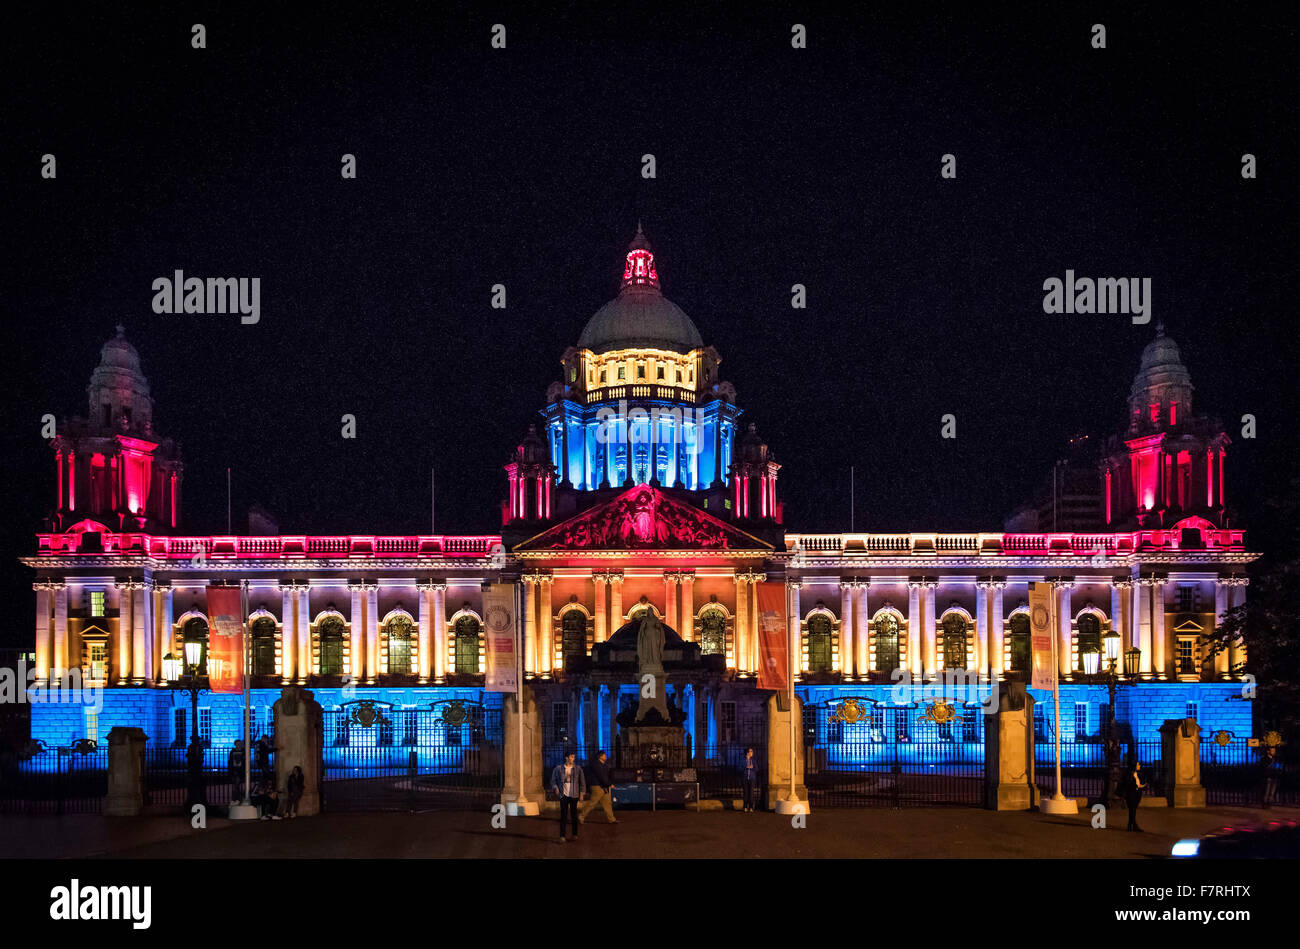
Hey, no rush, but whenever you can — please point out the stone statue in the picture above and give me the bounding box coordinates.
[636,610,665,676]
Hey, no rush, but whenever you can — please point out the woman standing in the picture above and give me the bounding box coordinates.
[1123,760,1147,832]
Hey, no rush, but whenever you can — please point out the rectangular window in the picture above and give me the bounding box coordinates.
[676,369,682,383]
[893,707,910,742]
[1177,586,1198,612]
[870,704,885,742]
[637,364,646,379]
[656,365,664,380]
[552,702,570,744]
[1033,703,1046,741]
[402,710,418,746]
[962,707,979,743]
[1177,637,1197,675]
[174,709,187,746]
[84,709,99,744]
[1185,701,1199,722]
[720,702,737,743]
[617,366,625,380]
[198,707,212,746]
[89,591,105,616]
[378,715,394,746]
[1073,702,1088,740]
[600,370,606,383]
[88,643,106,685]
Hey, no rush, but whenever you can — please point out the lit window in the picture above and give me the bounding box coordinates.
[1170,401,1177,425]
[88,643,106,684]
[637,364,646,379]
[89,591,105,616]
[1074,703,1088,740]
[657,365,664,380]
[198,707,212,746]
[569,368,577,382]
[617,366,625,381]
[1185,701,1199,721]
[1150,403,1160,423]
[676,369,683,383]
[1177,638,1197,676]
[84,709,99,744]
[600,370,606,384]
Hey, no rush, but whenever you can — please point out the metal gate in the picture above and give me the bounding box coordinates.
[804,698,985,807]
[321,700,503,812]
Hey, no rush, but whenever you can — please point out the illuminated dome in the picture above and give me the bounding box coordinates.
[1127,324,1194,432]
[577,226,704,354]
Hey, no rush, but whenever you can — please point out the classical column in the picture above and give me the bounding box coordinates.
[522,576,538,675]
[155,582,173,684]
[975,581,990,677]
[132,581,150,684]
[1227,578,1247,674]
[1136,579,1153,676]
[990,581,1006,679]
[296,585,311,681]
[1055,580,1074,679]
[539,576,554,675]
[1213,578,1230,677]
[856,582,871,676]
[733,572,748,672]
[282,583,298,684]
[348,583,364,681]
[610,575,624,629]
[431,583,448,681]
[365,584,380,683]
[906,582,922,678]
[664,572,679,632]
[416,582,433,683]
[53,582,70,680]
[1152,579,1167,679]
[114,580,132,685]
[34,583,52,683]
[750,575,764,672]
[680,573,695,641]
[922,581,938,679]
[593,572,608,643]
[789,580,802,674]
[839,580,855,676]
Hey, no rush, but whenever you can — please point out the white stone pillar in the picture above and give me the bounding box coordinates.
[365,584,379,683]
[1136,580,1153,676]
[1227,579,1247,673]
[991,582,1006,678]
[1056,581,1074,679]
[856,583,871,676]
[296,585,311,681]
[34,583,52,682]
[132,582,149,684]
[432,583,448,681]
[680,574,695,641]
[156,583,173,684]
[53,582,70,680]
[610,576,624,630]
[733,573,748,672]
[282,584,297,683]
[922,582,937,679]
[593,573,608,643]
[1213,579,1230,677]
[523,577,537,675]
[348,584,364,680]
[417,582,432,683]
[839,581,855,676]
[907,582,922,678]
[114,581,131,685]
[539,577,554,674]
[1152,580,1167,679]
[975,581,990,677]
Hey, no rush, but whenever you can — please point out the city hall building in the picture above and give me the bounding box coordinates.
[22,230,1256,804]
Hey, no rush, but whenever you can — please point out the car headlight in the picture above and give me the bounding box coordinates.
[1171,838,1200,857]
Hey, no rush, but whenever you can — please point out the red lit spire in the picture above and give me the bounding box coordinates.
[621,222,659,290]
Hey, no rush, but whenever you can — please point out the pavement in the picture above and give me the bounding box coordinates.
[3,802,1296,859]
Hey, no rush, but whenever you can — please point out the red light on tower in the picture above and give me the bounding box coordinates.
[620,223,659,290]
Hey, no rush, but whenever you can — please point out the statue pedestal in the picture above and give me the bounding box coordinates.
[619,725,691,772]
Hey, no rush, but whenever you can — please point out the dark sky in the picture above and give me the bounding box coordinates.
[3,4,1297,646]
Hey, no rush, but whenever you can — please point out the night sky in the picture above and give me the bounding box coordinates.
[3,5,1297,647]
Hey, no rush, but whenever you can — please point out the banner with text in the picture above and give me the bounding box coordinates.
[484,583,518,693]
[1029,581,1056,692]
[755,582,790,692]
[206,585,245,694]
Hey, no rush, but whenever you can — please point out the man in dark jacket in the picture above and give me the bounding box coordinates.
[579,750,618,824]
[551,751,587,842]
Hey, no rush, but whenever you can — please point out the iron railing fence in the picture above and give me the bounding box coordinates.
[0,741,107,815]
[1201,740,1298,807]
[1033,738,1163,803]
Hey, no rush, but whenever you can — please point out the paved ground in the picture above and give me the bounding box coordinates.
[3,802,1296,859]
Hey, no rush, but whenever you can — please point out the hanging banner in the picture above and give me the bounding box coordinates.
[205,584,245,694]
[754,582,789,692]
[1029,581,1055,692]
[483,582,517,693]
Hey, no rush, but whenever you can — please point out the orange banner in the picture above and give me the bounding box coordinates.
[754,582,789,691]
[206,585,245,694]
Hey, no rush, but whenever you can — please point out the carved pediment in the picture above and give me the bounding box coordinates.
[516,484,771,551]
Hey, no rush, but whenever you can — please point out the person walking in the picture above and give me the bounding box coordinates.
[578,750,618,824]
[285,765,305,818]
[1261,746,1281,809]
[1123,759,1147,832]
[551,751,586,842]
[742,747,758,813]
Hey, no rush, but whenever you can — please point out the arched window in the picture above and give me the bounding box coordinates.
[453,615,482,675]
[250,616,277,676]
[319,615,346,676]
[873,613,900,673]
[182,616,209,674]
[1077,612,1102,671]
[700,609,726,656]
[385,614,414,675]
[1009,613,1031,672]
[806,614,833,673]
[561,610,587,667]
[941,613,968,670]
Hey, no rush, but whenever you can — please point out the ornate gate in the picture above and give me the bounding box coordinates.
[321,699,503,812]
[804,697,985,807]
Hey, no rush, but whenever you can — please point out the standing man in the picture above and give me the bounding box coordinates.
[742,747,758,813]
[579,750,618,824]
[1261,746,1281,809]
[551,750,586,843]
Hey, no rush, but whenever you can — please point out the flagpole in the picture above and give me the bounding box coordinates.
[228,579,259,820]
[1041,580,1077,814]
[775,578,808,814]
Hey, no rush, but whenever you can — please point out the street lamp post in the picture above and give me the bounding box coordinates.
[164,640,209,810]
[1080,625,1140,809]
